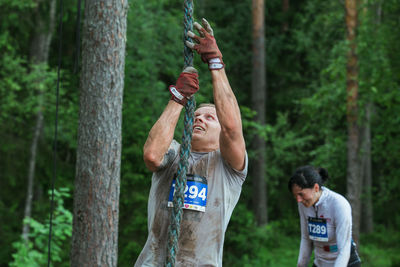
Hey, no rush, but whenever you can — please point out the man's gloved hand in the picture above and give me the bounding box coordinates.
[186,18,224,70]
[169,67,199,106]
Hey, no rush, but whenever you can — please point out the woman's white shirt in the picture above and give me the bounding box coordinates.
[297,187,352,267]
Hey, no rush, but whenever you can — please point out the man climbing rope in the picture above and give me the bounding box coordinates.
[134,19,247,267]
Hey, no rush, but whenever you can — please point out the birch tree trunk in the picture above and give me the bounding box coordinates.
[345,0,362,243]
[22,0,56,242]
[71,0,128,266]
[251,0,268,226]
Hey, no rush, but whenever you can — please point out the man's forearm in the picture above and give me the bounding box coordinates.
[211,68,246,171]
[211,68,242,131]
[143,100,183,171]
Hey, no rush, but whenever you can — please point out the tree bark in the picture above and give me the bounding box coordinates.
[360,102,373,233]
[345,0,361,244]
[23,108,44,242]
[71,0,128,266]
[251,0,268,226]
[282,0,290,32]
[22,0,56,242]
[360,0,381,234]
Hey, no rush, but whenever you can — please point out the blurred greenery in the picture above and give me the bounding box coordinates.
[9,188,72,267]
[1,0,399,265]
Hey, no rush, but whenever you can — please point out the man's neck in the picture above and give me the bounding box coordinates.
[191,141,219,153]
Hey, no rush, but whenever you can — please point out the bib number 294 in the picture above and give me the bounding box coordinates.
[184,184,207,201]
[168,174,208,212]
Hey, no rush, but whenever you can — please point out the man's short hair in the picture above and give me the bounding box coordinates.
[197,103,215,109]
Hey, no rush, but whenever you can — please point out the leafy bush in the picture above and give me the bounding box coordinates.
[359,225,400,267]
[224,205,300,266]
[9,188,72,267]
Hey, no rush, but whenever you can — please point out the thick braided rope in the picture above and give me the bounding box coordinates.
[165,1,195,266]
[183,0,194,68]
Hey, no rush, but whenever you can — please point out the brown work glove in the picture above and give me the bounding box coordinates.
[169,67,199,106]
[186,18,224,70]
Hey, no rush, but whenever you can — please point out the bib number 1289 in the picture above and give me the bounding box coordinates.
[308,217,328,242]
[308,224,326,235]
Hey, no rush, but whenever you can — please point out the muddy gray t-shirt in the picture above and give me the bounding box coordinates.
[135,140,248,267]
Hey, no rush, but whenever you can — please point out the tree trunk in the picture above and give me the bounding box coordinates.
[360,0,381,234]
[345,0,361,244]
[23,109,44,242]
[251,0,268,226]
[22,0,56,242]
[282,0,290,32]
[71,0,128,266]
[360,102,373,233]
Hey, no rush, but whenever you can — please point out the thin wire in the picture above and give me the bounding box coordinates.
[47,0,63,265]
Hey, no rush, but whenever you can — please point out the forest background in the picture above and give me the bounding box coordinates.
[1,0,399,266]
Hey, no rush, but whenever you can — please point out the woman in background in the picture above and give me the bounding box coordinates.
[288,165,361,267]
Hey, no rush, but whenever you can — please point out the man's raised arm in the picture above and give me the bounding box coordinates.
[187,19,246,171]
[143,67,199,172]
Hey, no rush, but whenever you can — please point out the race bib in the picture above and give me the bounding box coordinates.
[168,174,208,212]
[308,217,328,242]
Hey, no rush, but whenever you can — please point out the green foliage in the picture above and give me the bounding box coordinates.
[243,108,315,216]
[9,188,72,267]
[354,0,400,226]
[1,0,400,265]
[224,205,300,266]
[359,225,400,267]
[0,0,36,9]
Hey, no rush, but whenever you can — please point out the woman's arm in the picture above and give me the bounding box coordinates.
[333,198,352,267]
[297,204,313,267]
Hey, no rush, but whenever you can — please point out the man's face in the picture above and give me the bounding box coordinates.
[192,106,221,148]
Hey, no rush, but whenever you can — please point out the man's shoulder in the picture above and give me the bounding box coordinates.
[156,140,181,171]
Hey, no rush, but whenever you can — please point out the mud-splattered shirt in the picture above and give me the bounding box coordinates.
[135,140,248,267]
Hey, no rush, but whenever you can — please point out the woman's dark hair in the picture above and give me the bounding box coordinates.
[287,165,329,192]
